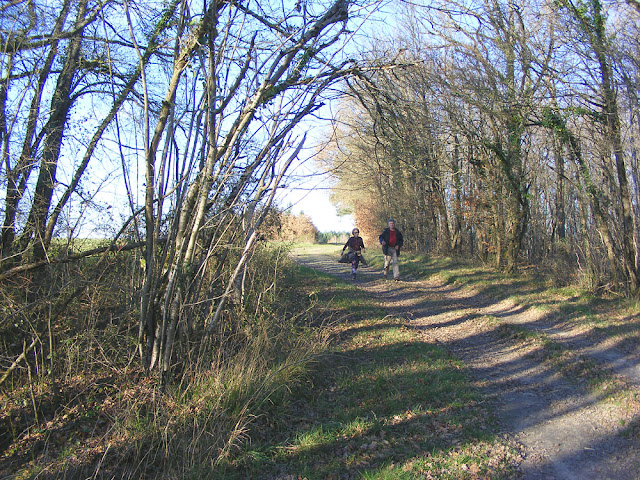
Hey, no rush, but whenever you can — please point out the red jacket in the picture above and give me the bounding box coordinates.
[378,228,404,255]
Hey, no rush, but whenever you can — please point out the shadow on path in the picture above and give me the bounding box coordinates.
[293,248,640,480]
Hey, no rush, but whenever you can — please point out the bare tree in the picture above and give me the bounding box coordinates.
[550,0,640,293]
[119,0,379,376]
[0,0,177,267]
[572,0,637,292]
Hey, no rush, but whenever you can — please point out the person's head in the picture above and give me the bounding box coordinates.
[352,228,360,236]
[388,219,395,230]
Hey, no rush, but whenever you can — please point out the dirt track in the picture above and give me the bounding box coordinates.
[292,246,640,480]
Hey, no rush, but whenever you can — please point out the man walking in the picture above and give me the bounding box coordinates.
[379,219,404,281]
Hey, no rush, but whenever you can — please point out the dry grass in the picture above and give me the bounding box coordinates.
[0,244,329,479]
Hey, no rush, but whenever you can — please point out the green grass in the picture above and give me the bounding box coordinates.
[204,243,638,477]
[212,253,521,479]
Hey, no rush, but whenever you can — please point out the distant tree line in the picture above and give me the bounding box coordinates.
[317,231,350,244]
[325,0,640,295]
[264,209,319,243]
[263,208,349,244]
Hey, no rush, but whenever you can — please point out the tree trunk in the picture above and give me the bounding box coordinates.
[18,0,88,261]
[0,0,72,262]
[592,4,639,292]
[562,0,639,292]
[554,139,566,241]
[451,136,464,252]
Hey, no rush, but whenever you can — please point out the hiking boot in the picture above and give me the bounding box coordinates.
[394,277,399,282]
[352,272,357,280]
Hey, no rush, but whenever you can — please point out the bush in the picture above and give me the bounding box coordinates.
[0,243,329,479]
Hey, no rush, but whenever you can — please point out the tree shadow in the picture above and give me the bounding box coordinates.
[222,321,635,479]
[282,251,640,479]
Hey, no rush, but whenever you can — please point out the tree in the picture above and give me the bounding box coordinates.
[325,0,640,294]
[125,0,375,376]
[556,0,639,292]
[0,0,386,380]
[0,0,175,266]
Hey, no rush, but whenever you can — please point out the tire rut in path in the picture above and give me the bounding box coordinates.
[293,250,640,480]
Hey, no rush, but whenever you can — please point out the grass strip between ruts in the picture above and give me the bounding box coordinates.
[213,262,521,479]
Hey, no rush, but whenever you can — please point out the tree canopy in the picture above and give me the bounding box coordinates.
[324,0,640,294]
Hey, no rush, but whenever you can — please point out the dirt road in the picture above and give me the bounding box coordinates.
[292,246,640,480]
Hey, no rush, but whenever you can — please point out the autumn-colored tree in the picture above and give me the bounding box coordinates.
[325,0,640,293]
[264,209,320,243]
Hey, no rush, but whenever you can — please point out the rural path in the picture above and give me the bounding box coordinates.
[292,246,640,480]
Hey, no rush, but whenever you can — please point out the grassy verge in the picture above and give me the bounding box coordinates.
[215,260,521,479]
[0,245,331,479]
[389,251,640,357]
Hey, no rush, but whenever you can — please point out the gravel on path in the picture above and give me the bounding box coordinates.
[292,248,640,480]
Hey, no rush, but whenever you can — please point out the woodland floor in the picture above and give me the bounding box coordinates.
[291,245,640,480]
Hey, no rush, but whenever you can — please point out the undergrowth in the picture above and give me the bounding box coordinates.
[209,249,522,479]
[0,244,329,479]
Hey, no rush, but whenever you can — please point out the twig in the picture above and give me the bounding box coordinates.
[0,335,39,388]
[0,240,161,282]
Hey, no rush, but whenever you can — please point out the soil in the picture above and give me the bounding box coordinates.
[292,247,640,480]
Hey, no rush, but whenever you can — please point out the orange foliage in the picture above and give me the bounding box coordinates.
[264,210,319,243]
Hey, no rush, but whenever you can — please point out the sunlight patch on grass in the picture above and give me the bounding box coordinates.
[223,261,518,479]
[273,244,640,479]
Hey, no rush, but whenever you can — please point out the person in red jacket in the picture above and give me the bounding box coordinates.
[342,228,366,280]
[378,219,404,281]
